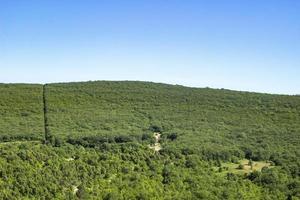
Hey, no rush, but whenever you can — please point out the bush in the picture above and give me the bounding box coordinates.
[167,133,178,141]
[141,133,152,141]
[149,125,162,133]
[237,164,244,170]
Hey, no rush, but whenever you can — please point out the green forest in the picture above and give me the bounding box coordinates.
[0,81,299,199]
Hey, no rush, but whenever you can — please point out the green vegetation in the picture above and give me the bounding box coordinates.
[0,81,299,199]
[0,84,44,141]
[45,82,300,162]
[215,159,273,176]
[0,142,276,200]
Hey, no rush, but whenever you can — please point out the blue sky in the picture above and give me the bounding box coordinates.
[0,0,299,94]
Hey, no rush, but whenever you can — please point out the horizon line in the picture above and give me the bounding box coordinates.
[1,79,299,96]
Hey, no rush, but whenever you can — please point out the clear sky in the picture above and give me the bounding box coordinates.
[0,0,299,94]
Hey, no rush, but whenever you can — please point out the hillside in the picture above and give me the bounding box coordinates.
[0,84,44,141]
[45,81,300,161]
[0,81,299,199]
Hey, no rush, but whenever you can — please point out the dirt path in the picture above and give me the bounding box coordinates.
[149,132,161,152]
[72,185,79,195]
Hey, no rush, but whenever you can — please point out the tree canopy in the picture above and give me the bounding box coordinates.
[0,81,299,199]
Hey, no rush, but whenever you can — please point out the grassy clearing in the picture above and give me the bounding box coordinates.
[215,159,274,175]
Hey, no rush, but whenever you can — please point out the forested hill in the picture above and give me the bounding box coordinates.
[0,81,299,199]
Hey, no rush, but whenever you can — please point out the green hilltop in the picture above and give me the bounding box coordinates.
[0,81,299,199]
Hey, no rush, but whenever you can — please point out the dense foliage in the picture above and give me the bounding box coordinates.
[46,82,300,162]
[0,142,293,200]
[0,84,44,141]
[0,81,299,199]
